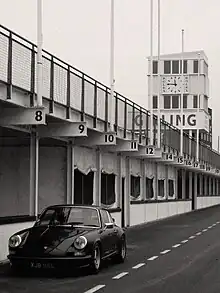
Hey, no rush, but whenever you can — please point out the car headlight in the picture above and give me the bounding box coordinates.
[9,235,22,248]
[74,236,87,250]
[9,231,29,248]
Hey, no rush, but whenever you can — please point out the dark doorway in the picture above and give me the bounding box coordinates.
[121,177,125,228]
[74,169,94,205]
[177,169,182,199]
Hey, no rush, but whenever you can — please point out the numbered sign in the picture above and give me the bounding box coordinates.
[146,146,155,155]
[77,123,87,136]
[193,162,199,168]
[38,121,87,137]
[0,107,46,125]
[200,164,205,170]
[215,169,219,174]
[165,153,173,161]
[185,160,192,166]
[206,166,211,171]
[177,156,184,164]
[96,133,116,145]
[130,141,138,150]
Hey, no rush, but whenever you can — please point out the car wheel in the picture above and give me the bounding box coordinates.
[114,237,127,263]
[90,243,101,274]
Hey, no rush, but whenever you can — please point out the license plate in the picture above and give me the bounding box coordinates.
[30,262,55,269]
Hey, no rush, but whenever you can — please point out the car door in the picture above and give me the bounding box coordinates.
[106,211,119,251]
[99,210,114,256]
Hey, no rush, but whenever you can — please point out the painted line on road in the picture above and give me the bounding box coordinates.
[208,226,212,229]
[112,272,129,279]
[216,221,220,224]
[213,223,217,226]
[148,256,158,261]
[172,244,181,248]
[196,232,202,236]
[189,235,196,239]
[203,229,208,232]
[160,249,171,255]
[181,239,188,243]
[84,285,106,293]
[132,263,146,269]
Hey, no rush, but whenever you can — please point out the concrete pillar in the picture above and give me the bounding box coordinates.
[66,140,74,204]
[165,165,168,199]
[29,130,40,217]
[200,174,203,196]
[125,156,130,227]
[182,169,186,199]
[141,159,146,201]
[193,173,197,209]
[209,176,212,196]
[154,163,158,200]
[94,148,101,205]
[213,178,216,196]
[189,171,192,199]
[217,179,219,195]
[204,176,208,195]
[117,153,122,207]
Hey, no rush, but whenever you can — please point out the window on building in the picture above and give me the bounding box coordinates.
[146,177,154,199]
[168,179,174,197]
[172,60,179,74]
[131,175,140,199]
[172,95,179,109]
[193,60,198,73]
[153,95,158,109]
[74,169,94,205]
[153,61,158,74]
[180,60,188,74]
[193,95,198,108]
[101,173,116,205]
[158,180,165,197]
[164,95,171,109]
[183,94,187,108]
[164,60,171,74]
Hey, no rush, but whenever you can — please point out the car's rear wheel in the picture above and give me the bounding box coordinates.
[114,237,127,263]
[90,243,101,274]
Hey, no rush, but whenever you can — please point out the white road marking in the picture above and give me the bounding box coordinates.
[172,244,181,248]
[112,272,129,279]
[148,256,158,261]
[132,263,146,269]
[160,249,171,254]
[196,232,202,236]
[213,223,217,226]
[181,240,188,243]
[203,229,208,232]
[84,285,106,293]
[189,235,195,239]
[208,226,212,229]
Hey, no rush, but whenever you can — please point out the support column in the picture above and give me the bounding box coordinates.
[174,167,178,199]
[189,171,192,200]
[213,177,216,196]
[217,179,219,196]
[193,173,197,210]
[165,165,168,199]
[66,140,74,204]
[154,163,158,200]
[209,176,212,196]
[117,153,122,207]
[200,174,203,196]
[141,159,146,200]
[204,176,208,196]
[182,169,186,199]
[94,148,101,206]
[29,130,40,217]
[125,156,130,227]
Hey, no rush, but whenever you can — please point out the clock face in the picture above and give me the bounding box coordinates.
[162,75,189,94]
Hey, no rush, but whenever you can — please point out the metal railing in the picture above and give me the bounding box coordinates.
[0,24,219,167]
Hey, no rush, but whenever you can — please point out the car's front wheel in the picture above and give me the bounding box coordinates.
[90,243,101,274]
[114,237,127,263]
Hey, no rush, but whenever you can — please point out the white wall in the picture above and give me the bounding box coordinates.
[197,196,220,209]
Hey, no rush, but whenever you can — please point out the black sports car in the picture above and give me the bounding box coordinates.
[7,205,127,274]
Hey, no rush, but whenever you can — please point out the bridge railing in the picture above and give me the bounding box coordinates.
[0,24,219,167]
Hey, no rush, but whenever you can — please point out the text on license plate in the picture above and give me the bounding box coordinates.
[30,262,55,269]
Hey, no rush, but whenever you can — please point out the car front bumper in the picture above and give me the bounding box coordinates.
[7,254,92,270]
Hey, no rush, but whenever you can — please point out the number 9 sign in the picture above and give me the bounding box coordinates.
[78,123,87,135]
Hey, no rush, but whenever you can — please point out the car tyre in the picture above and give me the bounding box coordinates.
[114,237,127,264]
[90,243,101,274]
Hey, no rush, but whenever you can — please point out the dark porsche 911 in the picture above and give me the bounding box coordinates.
[7,205,127,274]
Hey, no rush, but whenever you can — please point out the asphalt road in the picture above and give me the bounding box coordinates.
[1,205,220,293]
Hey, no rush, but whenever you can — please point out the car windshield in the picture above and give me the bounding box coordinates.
[36,207,100,227]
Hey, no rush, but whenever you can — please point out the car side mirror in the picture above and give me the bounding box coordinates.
[105,223,114,229]
[112,218,115,223]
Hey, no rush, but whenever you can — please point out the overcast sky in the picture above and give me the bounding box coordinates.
[0,0,219,149]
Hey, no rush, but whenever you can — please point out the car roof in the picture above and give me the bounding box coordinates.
[44,204,107,211]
